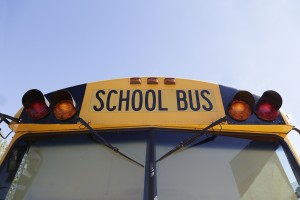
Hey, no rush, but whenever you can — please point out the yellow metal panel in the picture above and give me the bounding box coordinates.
[8,123,292,136]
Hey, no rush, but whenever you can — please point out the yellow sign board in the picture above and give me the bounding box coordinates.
[80,78,225,126]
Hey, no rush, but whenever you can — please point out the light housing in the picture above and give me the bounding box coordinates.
[22,89,50,120]
[255,90,282,121]
[50,90,77,120]
[227,91,254,121]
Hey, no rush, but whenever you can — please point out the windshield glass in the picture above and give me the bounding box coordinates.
[0,130,299,200]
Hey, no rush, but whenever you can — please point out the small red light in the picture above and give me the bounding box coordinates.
[164,78,176,85]
[130,77,142,84]
[26,100,50,120]
[147,77,158,84]
[255,101,279,121]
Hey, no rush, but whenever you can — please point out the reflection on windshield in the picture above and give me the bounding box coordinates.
[1,130,299,200]
[155,132,299,200]
[230,141,296,200]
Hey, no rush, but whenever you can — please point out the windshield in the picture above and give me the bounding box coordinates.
[0,130,299,200]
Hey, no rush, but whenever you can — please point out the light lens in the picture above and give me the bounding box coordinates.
[53,100,76,120]
[147,77,158,84]
[26,100,50,120]
[50,90,77,120]
[164,78,176,85]
[22,89,50,120]
[255,101,279,121]
[228,100,252,121]
[130,77,142,84]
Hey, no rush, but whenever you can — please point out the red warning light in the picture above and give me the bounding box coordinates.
[22,89,50,120]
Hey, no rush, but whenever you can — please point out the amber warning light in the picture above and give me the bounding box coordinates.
[227,91,254,121]
[50,90,77,120]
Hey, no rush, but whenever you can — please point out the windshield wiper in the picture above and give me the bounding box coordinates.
[77,118,144,168]
[191,134,216,148]
[156,116,226,162]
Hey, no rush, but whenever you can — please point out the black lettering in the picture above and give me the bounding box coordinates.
[176,90,188,111]
[107,90,117,111]
[93,90,105,111]
[145,90,156,111]
[188,90,200,111]
[158,90,168,111]
[201,90,213,111]
[132,90,143,111]
[119,90,130,111]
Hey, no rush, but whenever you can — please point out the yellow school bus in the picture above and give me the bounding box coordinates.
[0,77,300,200]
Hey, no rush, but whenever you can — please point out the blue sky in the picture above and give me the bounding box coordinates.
[1,0,300,147]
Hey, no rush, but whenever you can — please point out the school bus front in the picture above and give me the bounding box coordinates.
[0,77,299,200]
